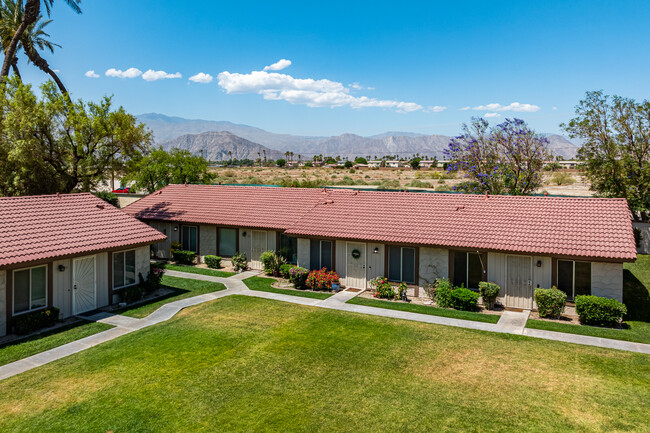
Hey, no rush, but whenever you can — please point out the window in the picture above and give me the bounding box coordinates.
[310,240,332,270]
[279,234,298,264]
[557,260,591,300]
[388,246,416,284]
[218,228,237,256]
[181,226,198,252]
[452,252,483,289]
[13,266,47,314]
[113,250,136,289]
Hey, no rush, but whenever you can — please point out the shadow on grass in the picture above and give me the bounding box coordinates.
[623,269,650,322]
[112,286,191,315]
[0,320,99,350]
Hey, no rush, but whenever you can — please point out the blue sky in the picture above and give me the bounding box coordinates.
[17,0,650,137]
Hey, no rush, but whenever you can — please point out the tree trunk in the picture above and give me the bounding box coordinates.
[1,0,40,78]
[11,58,21,80]
[23,44,68,94]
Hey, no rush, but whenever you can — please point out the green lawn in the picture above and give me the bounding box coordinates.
[117,275,227,318]
[244,276,333,300]
[159,263,236,278]
[347,296,501,324]
[0,321,113,367]
[525,254,650,344]
[0,296,648,432]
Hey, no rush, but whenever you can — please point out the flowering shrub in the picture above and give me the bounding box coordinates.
[397,282,408,300]
[289,266,309,289]
[306,268,339,291]
[372,277,396,299]
[13,307,59,335]
[478,282,500,310]
[232,252,247,272]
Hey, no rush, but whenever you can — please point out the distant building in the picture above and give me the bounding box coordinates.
[418,160,437,168]
[385,160,405,168]
[368,160,382,168]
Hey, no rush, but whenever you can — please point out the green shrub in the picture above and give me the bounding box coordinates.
[170,241,182,252]
[232,252,247,272]
[204,255,222,269]
[13,307,59,335]
[260,251,275,275]
[479,282,500,310]
[435,278,454,308]
[289,266,310,289]
[93,191,119,207]
[451,287,479,311]
[397,282,408,300]
[575,295,627,326]
[139,265,165,294]
[279,264,294,279]
[121,285,144,304]
[373,277,396,299]
[535,287,566,319]
[172,250,196,265]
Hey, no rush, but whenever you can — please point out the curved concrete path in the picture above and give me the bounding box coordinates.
[1,269,648,381]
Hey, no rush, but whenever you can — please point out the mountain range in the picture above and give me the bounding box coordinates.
[139,113,580,161]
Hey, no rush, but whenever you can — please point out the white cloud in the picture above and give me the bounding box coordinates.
[105,67,142,79]
[85,70,99,78]
[484,112,501,118]
[349,82,362,90]
[472,102,540,112]
[552,106,558,111]
[459,106,471,111]
[427,105,447,112]
[217,67,424,113]
[189,72,213,83]
[263,59,292,71]
[142,69,182,82]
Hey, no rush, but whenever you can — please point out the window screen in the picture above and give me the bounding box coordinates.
[388,247,402,281]
[402,248,416,284]
[557,260,573,297]
[574,261,591,297]
[113,252,125,288]
[13,269,30,314]
[125,250,136,286]
[467,253,482,289]
[453,252,467,287]
[218,228,237,256]
[30,266,47,309]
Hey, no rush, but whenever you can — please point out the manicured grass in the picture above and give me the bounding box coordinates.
[526,319,650,345]
[244,276,333,299]
[623,254,650,321]
[0,321,113,367]
[118,275,227,318]
[160,263,236,278]
[0,296,648,432]
[347,296,501,323]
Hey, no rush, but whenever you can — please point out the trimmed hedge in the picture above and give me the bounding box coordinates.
[435,278,454,308]
[479,282,500,310]
[575,295,627,327]
[451,287,479,311]
[13,307,59,335]
[122,285,145,304]
[172,250,196,265]
[535,287,566,319]
[204,255,222,269]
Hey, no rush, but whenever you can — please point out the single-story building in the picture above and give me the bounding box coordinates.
[418,160,437,168]
[385,160,405,168]
[368,160,382,168]
[0,193,167,337]
[124,185,636,310]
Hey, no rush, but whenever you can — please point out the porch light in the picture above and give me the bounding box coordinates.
[536,260,542,267]
[173,226,178,232]
[242,231,247,237]
[373,247,379,254]
[58,264,66,272]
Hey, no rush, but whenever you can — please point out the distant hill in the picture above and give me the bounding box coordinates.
[139,113,580,159]
[160,131,283,161]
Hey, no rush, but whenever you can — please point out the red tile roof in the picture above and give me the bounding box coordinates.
[122,184,328,230]
[0,193,167,268]
[286,189,637,261]
[124,184,637,261]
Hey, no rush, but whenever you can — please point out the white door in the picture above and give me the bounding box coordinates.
[506,255,533,309]
[73,255,96,314]
[250,231,268,270]
[346,242,367,289]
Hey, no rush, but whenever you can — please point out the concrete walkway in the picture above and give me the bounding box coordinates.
[1,270,649,381]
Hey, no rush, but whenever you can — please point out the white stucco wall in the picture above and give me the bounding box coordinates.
[591,262,623,302]
[239,229,252,263]
[633,221,650,254]
[96,252,109,308]
[0,270,6,337]
[199,225,217,260]
[419,247,448,287]
[297,238,310,269]
[53,259,72,318]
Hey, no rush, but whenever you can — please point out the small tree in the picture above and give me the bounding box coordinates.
[344,160,353,168]
[354,156,367,164]
[276,158,286,168]
[445,117,550,195]
[562,91,650,221]
[410,157,421,170]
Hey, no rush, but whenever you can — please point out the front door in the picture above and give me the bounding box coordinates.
[346,242,367,289]
[250,230,268,269]
[73,255,96,314]
[506,255,533,309]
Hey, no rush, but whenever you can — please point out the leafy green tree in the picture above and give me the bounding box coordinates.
[354,156,367,164]
[344,160,353,168]
[276,158,286,168]
[128,148,215,193]
[0,78,151,196]
[410,157,421,170]
[93,191,119,207]
[562,91,650,221]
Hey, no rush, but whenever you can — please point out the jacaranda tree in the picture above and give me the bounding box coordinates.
[445,117,550,195]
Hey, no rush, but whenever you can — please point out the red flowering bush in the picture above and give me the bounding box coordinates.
[372,277,396,299]
[306,268,339,291]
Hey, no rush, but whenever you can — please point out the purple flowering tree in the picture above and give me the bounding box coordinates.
[445,117,550,195]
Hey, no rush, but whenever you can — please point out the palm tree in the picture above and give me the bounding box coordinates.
[1,0,81,79]
[0,0,67,92]
[228,150,232,166]
[262,149,266,164]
